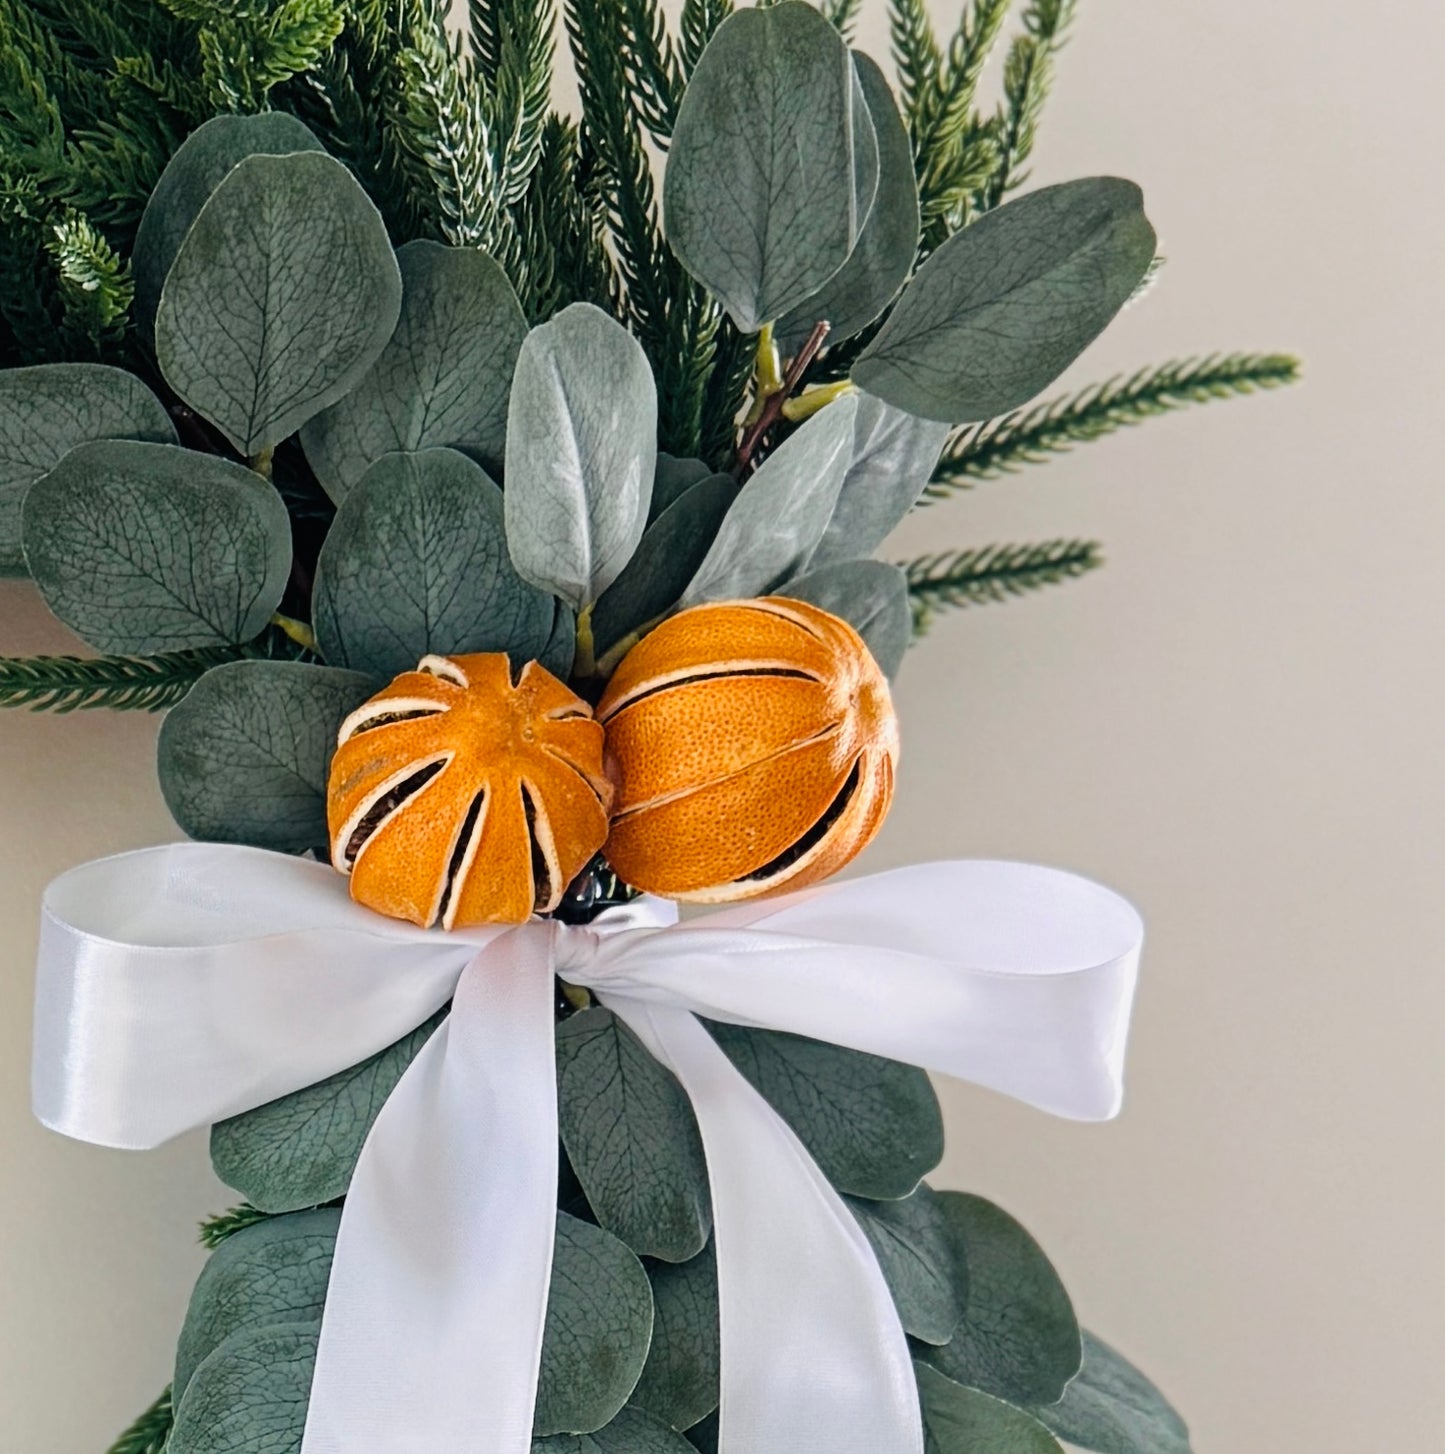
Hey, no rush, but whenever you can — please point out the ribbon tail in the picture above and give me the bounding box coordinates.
[606,996,923,1454]
[301,929,560,1454]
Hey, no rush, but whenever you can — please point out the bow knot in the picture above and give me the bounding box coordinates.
[31,844,1142,1454]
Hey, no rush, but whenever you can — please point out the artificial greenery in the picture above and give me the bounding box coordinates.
[0,3,1283,1449]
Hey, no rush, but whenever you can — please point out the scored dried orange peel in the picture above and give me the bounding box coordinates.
[597,597,899,903]
[327,653,611,928]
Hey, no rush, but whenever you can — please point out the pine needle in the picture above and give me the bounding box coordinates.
[905,539,1102,632]
[198,1203,276,1249]
[104,1388,172,1454]
[0,645,241,713]
[926,353,1302,495]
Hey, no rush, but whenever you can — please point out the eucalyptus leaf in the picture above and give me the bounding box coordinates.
[592,475,735,657]
[536,1212,655,1436]
[539,601,578,679]
[920,1192,1081,1406]
[505,303,657,610]
[680,394,858,607]
[313,447,556,679]
[809,393,950,569]
[211,1012,445,1213]
[1027,1331,1192,1454]
[133,112,323,343]
[706,1022,942,1199]
[158,660,375,854]
[630,1244,719,1431]
[535,1407,697,1454]
[780,560,912,679]
[648,454,713,523]
[169,1323,319,1454]
[301,240,528,502]
[846,1185,961,1345]
[557,1008,711,1262]
[156,150,402,456]
[174,1210,339,1401]
[22,440,291,655]
[664,1,878,332]
[915,1363,1063,1454]
[853,177,1157,423]
[776,54,918,349]
[0,363,176,575]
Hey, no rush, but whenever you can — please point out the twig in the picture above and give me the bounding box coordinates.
[735,320,831,476]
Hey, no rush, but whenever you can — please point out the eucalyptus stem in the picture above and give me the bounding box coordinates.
[270,613,319,654]
[735,319,831,476]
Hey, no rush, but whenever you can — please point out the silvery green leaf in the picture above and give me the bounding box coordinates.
[23,440,291,655]
[781,560,911,678]
[535,1408,698,1454]
[846,1186,960,1345]
[169,1323,319,1454]
[536,1212,654,1436]
[809,392,950,569]
[133,112,323,344]
[505,304,657,610]
[919,1192,1081,1406]
[174,1210,339,1401]
[649,453,713,524]
[853,178,1157,423]
[664,2,879,332]
[301,240,528,503]
[630,1242,719,1431]
[679,394,858,607]
[1027,1331,1192,1454]
[592,474,735,657]
[776,54,918,350]
[0,363,176,575]
[539,601,577,679]
[156,150,402,456]
[313,448,557,680]
[211,1012,445,1212]
[556,1008,711,1262]
[706,1021,942,1199]
[915,1364,1063,1454]
[158,660,376,854]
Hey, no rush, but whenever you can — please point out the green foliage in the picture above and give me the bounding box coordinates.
[158,660,376,853]
[174,1208,339,1401]
[981,0,1077,209]
[928,354,1303,493]
[314,448,556,675]
[853,178,1157,423]
[915,1364,1064,1454]
[630,1242,719,1430]
[199,1204,278,1250]
[104,1388,174,1454]
[781,559,913,679]
[45,212,135,352]
[707,1020,943,1199]
[906,541,1103,632]
[505,304,658,612]
[664,2,877,334]
[23,440,292,655]
[919,1192,1080,1406]
[847,1183,961,1345]
[0,645,241,713]
[211,1012,445,1212]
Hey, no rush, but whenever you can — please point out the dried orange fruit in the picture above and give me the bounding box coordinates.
[328,653,611,928]
[596,598,899,902]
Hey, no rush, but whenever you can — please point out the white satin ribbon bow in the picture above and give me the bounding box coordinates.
[32,842,1143,1454]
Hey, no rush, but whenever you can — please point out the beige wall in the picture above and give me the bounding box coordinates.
[3,1,1440,1447]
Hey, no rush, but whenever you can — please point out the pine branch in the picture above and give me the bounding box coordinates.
[888,0,940,129]
[821,0,865,41]
[980,0,1076,209]
[914,0,1010,250]
[104,1388,173,1454]
[46,210,134,353]
[616,0,685,146]
[0,645,242,713]
[199,1202,277,1248]
[679,0,733,78]
[927,353,1302,494]
[905,539,1102,632]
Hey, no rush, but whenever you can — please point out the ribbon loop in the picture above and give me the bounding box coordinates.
[30,846,1143,1454]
